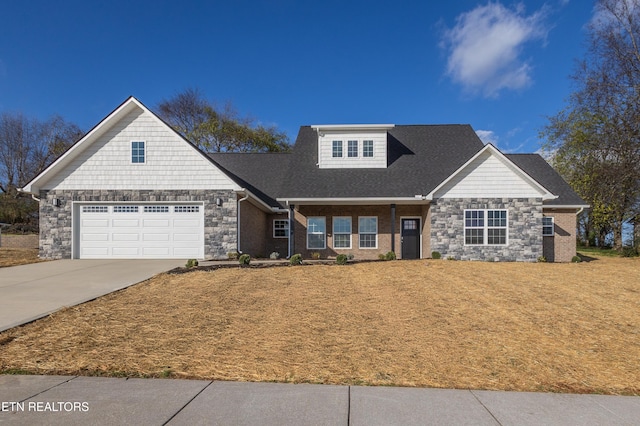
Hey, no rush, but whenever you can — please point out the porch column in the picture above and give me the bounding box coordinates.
[390,204,396,253]
[288,204,295,258]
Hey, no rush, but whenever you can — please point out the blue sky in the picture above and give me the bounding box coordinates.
[0,0,594,153]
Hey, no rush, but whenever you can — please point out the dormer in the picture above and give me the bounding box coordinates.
[311,124,395,169]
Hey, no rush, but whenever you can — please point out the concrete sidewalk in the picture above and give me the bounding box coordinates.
[1,375,639,425]
[0,259,184,332]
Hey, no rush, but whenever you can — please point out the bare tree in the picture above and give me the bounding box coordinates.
[156,88,290,153]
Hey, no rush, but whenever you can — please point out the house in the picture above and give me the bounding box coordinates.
[21,96,588,262]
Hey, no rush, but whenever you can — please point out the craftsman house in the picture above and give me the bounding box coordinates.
[21,97,587,262]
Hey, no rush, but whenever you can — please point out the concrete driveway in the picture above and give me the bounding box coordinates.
[0,259,184,332]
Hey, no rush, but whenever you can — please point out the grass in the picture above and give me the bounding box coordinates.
[0,256,639,395]
[577,246,623,257]
[0,248,43,268]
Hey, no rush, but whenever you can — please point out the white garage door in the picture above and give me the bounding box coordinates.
[77,204,204,259]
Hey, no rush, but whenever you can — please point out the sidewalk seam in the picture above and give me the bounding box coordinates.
[347,386,351,426]
[162,380,214,425]
[17,375,79,403]
[469,389,503,426]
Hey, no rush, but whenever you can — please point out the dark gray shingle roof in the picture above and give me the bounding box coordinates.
[207,126,587,208]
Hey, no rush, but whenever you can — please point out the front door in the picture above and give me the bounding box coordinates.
[401,218,420,259]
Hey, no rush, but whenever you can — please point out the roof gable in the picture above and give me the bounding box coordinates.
[428,144,556,200]
[22,97,240,193]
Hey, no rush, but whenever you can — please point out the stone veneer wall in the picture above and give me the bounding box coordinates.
[39,189,237,259]
[430,198,543,262]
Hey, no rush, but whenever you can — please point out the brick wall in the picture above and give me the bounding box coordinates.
[0,234,38,249]
[542,209,577,262]
[293,204,426,260]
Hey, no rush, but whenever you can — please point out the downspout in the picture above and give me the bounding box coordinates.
[236,191,250,254]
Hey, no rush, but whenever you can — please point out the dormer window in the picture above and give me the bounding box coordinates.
[363,140,374,158]
[332,141,343,158]
[348,140,358,157]
[131,141,145,164]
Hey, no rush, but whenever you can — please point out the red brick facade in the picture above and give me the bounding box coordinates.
[542,209,577,262]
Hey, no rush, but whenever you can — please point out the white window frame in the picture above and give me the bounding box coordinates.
[333,216,352,249]
[131,140,146,164]
[358,216,378,249]
[542,216,554,237]
[307,217,326,249]
[332,141,343,158]
[273,219,289,238]
[363,140,374,158]
[464,209,508,246]
[347,140,358,158]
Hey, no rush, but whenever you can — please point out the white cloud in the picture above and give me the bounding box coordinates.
[476,129,499,145]
[442,2,549,97]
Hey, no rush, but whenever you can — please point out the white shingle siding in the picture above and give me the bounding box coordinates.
[43,108,237,190]
[318,131,387,168]
[433,150,547,199]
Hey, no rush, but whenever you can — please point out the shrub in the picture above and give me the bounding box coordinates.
[311,252,321,260]
[185,259,198,268]
[431,251,441,259]
[378,253,386,260]
[269,251,280,260]
[347,254,355,260]
[336,254,348,265]
[238,254,251,266]
[289,254,303,265]
[384,251,396,261]
[621,247,639,257]
[227,251,239,260]
[447,256,457,261]
[572,255,582,263]
[537,256,547,263]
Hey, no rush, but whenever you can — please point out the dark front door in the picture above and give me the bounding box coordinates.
[401,218,420,259]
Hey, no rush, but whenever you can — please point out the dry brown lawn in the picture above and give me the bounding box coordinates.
[0,248,43,267]
[1,256,639,395]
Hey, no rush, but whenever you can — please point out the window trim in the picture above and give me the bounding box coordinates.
[358,216,378,249]
[332,216,352,249]
[542,216,554,237]
[131,140,146,164]
[464,209,508,246]
[332,140,343,158]
[273,219,289,238]
[307,217,326,249]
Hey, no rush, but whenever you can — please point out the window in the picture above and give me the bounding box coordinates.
[332,141,343,158]
[131,141,145,163]
[359,216,378,248]
[465,209,508,245]
[543,216,554,236]
[144,205,169,213]
[307,217,326,249]
[333,217,352,249]
[363,140,374,157]
[175,205,200,213]
[347,140,358,158]
[82,206,108,213]
[113,205,139,213]
[274,219,289,238]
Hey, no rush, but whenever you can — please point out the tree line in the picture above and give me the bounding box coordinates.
[542,0,640,250]
[0,91,290,232]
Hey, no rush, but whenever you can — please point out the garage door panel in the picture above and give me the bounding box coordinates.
[78,203,204,259]
[112,219,140,227]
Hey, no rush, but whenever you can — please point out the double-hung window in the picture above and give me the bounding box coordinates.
[363,140,374,157]
[359,216,378,248]
[542,216,554,237]
[307,217,326,249]
[332,141,343,158]
[333,217,352,249]
[464,209,508,245]
[131,141,145,163]
[347,140,358,157]
[274,219,289,238]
